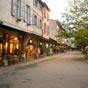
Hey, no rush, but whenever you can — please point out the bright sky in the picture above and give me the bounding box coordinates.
[42,0,69,21]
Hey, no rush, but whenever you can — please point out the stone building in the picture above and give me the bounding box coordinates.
[0,0,50,64]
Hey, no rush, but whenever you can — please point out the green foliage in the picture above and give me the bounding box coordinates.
[7,54,14,62]
[62,31,74,38]
[85,54,88,59]
[62,0,88,49]
[62,0,88,30]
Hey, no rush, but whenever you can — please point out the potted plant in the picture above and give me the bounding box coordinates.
[7,54,14,65]
[19,54,24,62]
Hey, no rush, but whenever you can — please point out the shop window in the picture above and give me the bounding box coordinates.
[0,44,2,57]
[9,36,21,55]
[10,43,20,54]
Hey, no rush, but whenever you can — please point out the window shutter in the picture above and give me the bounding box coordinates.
[27,6,31,25]
[33,0,35,5]
[32,14,35,25]
[11,0,17,16]
[35,16,37,26]
[40,20,42,28]
[25,5,27,22]
[21,0,25,20]
[47,26,49,35]
[16,0,21,20]
[37,18,39,27]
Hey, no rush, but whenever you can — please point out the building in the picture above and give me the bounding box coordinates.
[49,19,58,54]
[49,19,66,53]
[0,0,50,65]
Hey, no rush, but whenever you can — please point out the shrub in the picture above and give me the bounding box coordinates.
[7,54,14,64]
[85,54,88,59]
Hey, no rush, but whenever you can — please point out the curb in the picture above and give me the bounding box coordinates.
[0,54,60,75]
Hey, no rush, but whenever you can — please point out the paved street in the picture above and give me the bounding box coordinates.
[0,50,88,88]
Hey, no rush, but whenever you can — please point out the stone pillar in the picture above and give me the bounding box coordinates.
[20,33,30,62]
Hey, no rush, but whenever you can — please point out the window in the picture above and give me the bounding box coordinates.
[39,20,42,28]
[11,0,17,16]
[37,19,42,28]
[21,0,25,20]
[12,0,21,20]
[34,15,37,26]
[25,5,31,25]
[33,0,38,7]
[32,14,37,26]
[47,26,49,35]
[47,13,49,21]
[16,0,21,20]
[44,9,46,18]
[44,23,46,34]
[39,5,42,12]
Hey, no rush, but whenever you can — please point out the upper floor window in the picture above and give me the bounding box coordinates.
[12,0,21,21]
[47,26,49,35]
[44,23,46,34]
[25,5,31,25]
[33,15,37,26]
[37,18,42,28]
[21,0,25,20]
[44,9,46,18]
[39,20,42,28]
[38,4,42,12]
[11,0,32,25]
[47,13,49,21]
[16,0,21,20]
[33,0,38,7]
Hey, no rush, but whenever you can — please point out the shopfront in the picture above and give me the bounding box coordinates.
[26,39,36,60]
[0,27,22,64]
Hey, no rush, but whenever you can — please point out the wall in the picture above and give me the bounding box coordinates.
[0,0,42,36]
[42,7,49,39]
[49,19,58,40]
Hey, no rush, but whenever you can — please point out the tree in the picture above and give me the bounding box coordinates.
[62,0,88,50]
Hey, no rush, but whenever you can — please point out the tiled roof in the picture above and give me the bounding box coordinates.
[38,0,50,11]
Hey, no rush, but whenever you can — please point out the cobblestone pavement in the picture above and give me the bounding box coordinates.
[0,50,88,88]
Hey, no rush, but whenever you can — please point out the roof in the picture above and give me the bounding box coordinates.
[42,2,50,11]
[39,0,50,11]
[56,20,65,31]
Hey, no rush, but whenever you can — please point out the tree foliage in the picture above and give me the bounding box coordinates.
[62,0,88,50]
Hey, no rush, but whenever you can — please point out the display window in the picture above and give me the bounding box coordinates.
[9,36,21,55]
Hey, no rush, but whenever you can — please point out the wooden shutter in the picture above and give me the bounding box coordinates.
[11,0,17,16]
[25,5,27,22]
[21,0,25,20]
[27,6,31,25]
[32,14,35,25]
[16,0,21,20]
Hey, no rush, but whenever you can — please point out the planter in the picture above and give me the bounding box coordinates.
[7,54,14,65]
[13,55,19,63]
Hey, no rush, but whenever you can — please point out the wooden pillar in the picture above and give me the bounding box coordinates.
[2,32,7,60]
[20,33,30,61]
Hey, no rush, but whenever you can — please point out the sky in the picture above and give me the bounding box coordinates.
[42,0,69,21]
